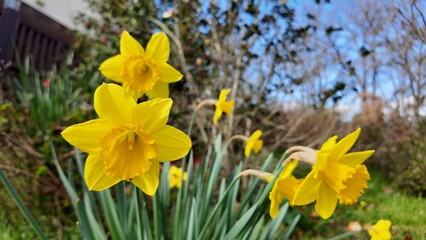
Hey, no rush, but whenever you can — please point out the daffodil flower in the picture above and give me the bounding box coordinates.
[368,219,392,240]
[99,31,183,99]
[290,128,374,219]
[213,89,234,124]
[269,160,303,218]
[168,166,187,189]
[61,83,191,195]
[244,130,263,158]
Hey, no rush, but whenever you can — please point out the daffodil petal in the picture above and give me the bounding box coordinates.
[269,186,284,219]
[245,130,262,157]
[132,161,159,196]
[94,83,136,124]
[84,154,121,191]
[152,125,191,162]
[61,119,112,154]
[213,107,223,124]
[221,101,234,115]
[218,89,231,102]
[315,182,338,219]
[320,135,337,151]
[338,150,375,167]
[369,219,392,240]
[120,31,145,56]
[146,82,169,99]
[132,98,172,132]
[146,32,170,62]
[331,128,361,159]
[253,140,263,153]
[277,176,303,205]
[158,62,183,83]
[98,55,124,82]
[282,160,299,178]
[293,171,320,205]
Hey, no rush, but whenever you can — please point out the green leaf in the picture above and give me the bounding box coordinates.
[223,203,258,239]
[0,170,48,240]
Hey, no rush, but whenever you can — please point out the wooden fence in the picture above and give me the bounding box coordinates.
[0,1,74,72]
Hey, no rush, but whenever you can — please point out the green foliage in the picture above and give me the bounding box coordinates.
[396,117,426,196]
[50,135,300,239]
[10,56,83,137]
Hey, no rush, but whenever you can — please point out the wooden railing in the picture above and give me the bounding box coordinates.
[0,1,74,72]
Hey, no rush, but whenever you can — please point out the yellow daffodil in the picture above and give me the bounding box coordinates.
[168,166,187,189]
[292,128,374,219]
[244,130,263,157]
[368,219,392,240]
[269,160,303,218]
[213,89,234,124]
[99,31,183,99]
[61,83,191,195]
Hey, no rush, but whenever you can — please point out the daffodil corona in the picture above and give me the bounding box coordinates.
[99,31,183,99]
[291,128,374,219]
[61,84,191,195]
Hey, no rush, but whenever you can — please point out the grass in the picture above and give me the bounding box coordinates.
[297,168,426,239]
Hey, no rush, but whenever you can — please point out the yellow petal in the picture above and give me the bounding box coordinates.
[146,32,170,62]
[132,98,172,133]
[253,140,263,153]
[146,82,170,99]
[269,185,284,219]
[152,125,192,162]
[213,107,223,124]
[94,84,136,124]
[276,176,303,205]
[321,161,353,193]
[293,171,320,205]
[315,152,330,175]
[320,135,337,151]
[282,160,299,178]
[158,62,183,83]
[369,219,392,240]
[218,89,231,102]
[120,31,145,56]
[84,154,121,191]
[98,55,124,82]
[331,128,361,159]
[220,101,234,115]
[338,150,375,167]
[132,161,160,196]
[61,119,112,154]
[315,182,338,219]
[245,130,262,157]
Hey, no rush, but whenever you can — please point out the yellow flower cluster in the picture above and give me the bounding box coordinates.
[62,31,191,195]
[61,30,377,228]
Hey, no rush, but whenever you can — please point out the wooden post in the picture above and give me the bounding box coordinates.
[0,0,21,63]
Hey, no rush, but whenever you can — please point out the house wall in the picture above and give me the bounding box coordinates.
[21,0,92,30]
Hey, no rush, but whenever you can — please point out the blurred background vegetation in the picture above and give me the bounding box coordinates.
[0,0,425,238]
